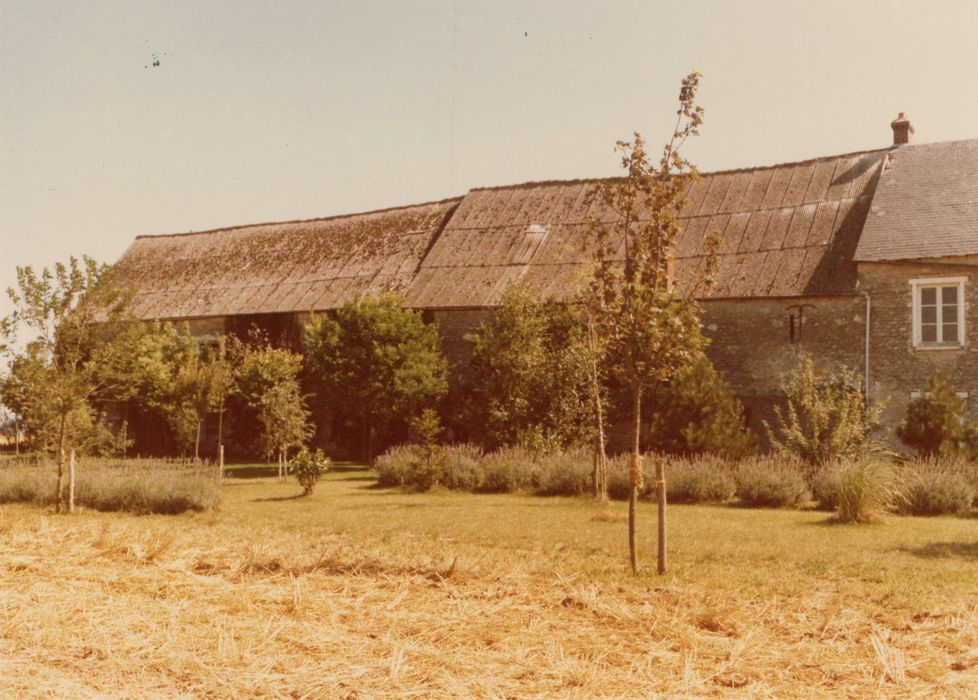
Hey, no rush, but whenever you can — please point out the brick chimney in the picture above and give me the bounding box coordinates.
[891,112,914,145]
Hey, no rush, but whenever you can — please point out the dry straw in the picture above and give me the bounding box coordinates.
[1,505,977,698]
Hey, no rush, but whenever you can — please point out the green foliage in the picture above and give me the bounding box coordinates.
[0,256,134,509]
[469,286,592,449]
[236,343,311,461]
[647,353,755,459]
[290,448,331,496]
[835,459,903,524]
[305,294,447,460]
[408,408,446,490]
[897,372,973,457]
[765,355,880,466]
[734,456,811,508]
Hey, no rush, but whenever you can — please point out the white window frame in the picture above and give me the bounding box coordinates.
[910,277,966,349]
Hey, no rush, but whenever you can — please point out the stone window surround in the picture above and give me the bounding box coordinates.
[909,276,967,349]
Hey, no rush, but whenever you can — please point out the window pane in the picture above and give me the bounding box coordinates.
[942,286,958,304]
[921,324,938,343]
[921,287,937,305]
[942,323,959,343]
[921,306,937,323]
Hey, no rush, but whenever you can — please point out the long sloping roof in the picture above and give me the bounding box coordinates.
[113,143,925,319]
[405,149,887,307]
[114,199,460,319]
[854,139,978,262]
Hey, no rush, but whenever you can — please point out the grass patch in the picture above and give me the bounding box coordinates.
[2,467,977,697]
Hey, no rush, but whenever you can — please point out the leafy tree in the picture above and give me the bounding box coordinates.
[897,371,973,457]
[236,343,311,477]
[468,285,592,450]
[305,293,447,462]
[647,352,755,459]
[0,256,131,511]
[765,354,880,466]
[585,72,713,574]
[409,408,446,490]
[103,321,232,460]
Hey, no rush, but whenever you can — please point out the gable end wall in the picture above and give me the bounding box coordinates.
[858,257,978,438]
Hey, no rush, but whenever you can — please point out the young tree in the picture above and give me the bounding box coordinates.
[897,371,973,457]
[765,354,880,466]
[647,352,755,459]
[469,285,592,450]
[1,257,130,511]
[305,294,447,462]
[236,343,311,477]
[585,72,713,574]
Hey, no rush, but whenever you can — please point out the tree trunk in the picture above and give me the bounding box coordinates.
[587,316,608,500]
[122,402,129,457]
[216,397,224,464]
[194,419,201,463]
[218,444,224,481]
[55,412,67,513]
[367,425,375,466]
[628,385,642,575]
[14,421,20,457]
[656,455,667,575]
[67,449,76,514]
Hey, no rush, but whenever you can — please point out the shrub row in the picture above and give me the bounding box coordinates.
[0,463,221,514]
[375,444,978,517]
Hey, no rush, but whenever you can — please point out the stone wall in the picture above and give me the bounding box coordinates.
[857,256,978,437]
[429,299,871,443]
[699,296,866,436]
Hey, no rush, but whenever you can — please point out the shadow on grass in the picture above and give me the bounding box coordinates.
[223,464,370,480]
[252,493,306,502]
[898,542,978,560]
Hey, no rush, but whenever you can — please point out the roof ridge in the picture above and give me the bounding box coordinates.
[133,196,464,240]
[467,146,893,193]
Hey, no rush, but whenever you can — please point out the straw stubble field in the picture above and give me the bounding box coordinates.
[2,468,978,698]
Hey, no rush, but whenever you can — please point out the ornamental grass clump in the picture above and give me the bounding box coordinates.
[835,458,904,524]
[734,455,810,508]
[895,457,974,516]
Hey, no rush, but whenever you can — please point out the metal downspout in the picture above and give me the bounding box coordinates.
[860,291,871,404]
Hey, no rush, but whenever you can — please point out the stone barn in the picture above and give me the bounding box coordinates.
[112,117,977,451]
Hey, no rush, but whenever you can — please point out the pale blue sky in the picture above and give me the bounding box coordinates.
[2,0,977,318]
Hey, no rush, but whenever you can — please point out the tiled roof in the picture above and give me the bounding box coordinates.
[405,150,887,307]
[113,199,460,319]
[854,139,978,261]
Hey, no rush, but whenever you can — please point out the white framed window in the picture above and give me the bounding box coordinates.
[910,277,966,348]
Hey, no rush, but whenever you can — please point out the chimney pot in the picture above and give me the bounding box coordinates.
[891,112,914,146]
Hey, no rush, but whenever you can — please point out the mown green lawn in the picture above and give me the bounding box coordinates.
[222,466,978,609]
